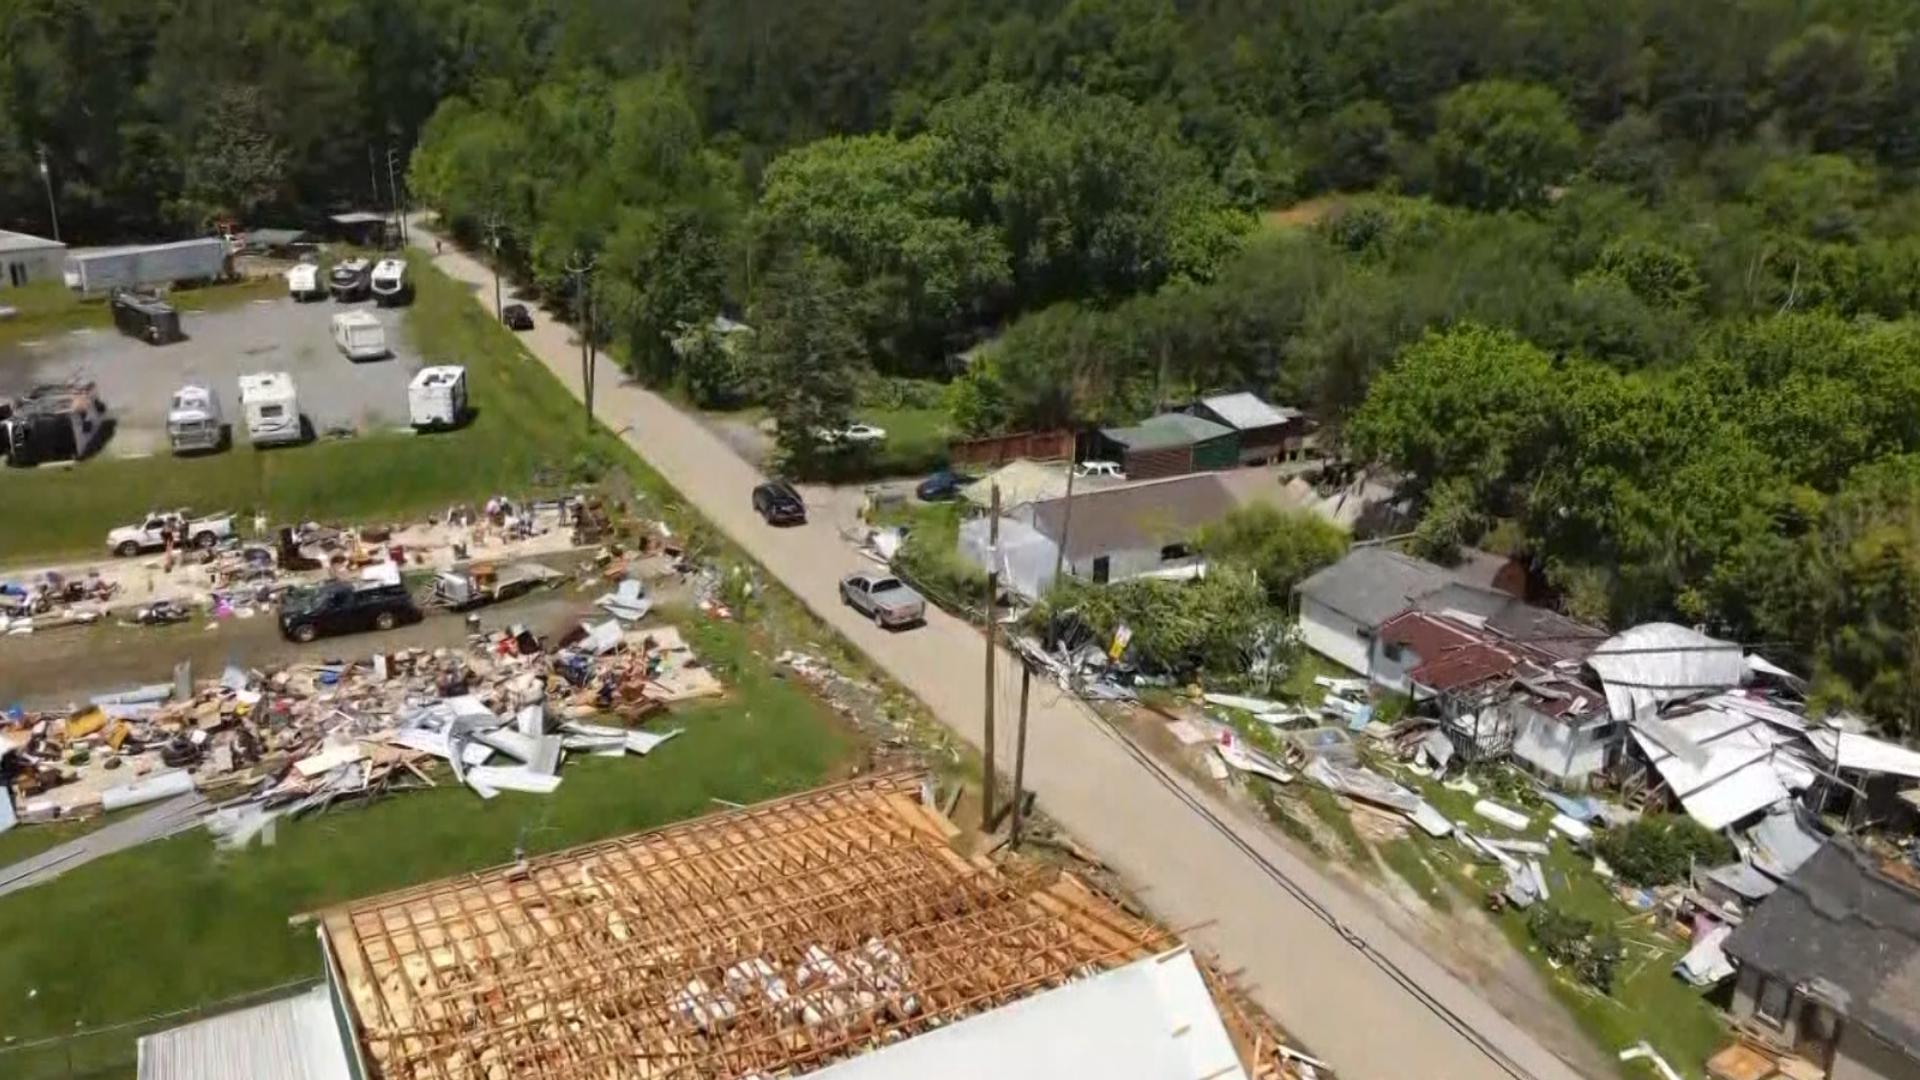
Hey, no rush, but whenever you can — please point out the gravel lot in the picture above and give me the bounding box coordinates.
[0,293,425,456]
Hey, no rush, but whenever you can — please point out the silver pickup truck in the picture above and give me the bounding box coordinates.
[839,572,926,630]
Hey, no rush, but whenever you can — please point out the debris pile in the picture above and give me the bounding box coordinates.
[0,615,722,833]
[0,570,118,635]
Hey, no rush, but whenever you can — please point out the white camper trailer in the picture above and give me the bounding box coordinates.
[407,365,468,430]
[238,372,302,447]
[369,258,411,306]
[286,261,324,301]
[166,383,224,453]
[330,310,389,361]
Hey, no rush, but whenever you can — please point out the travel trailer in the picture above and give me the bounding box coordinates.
[330,310,389,362]
[286,261,325,301]
[110,290,183,345]
[166,383,224,454]
[328,258,371,302]
[238,372,303,447]
[369,258,411,306]
[1,382,110,466]
[407,365,468,430]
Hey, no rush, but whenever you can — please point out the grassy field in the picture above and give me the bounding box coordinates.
[0,256,627,564]
[0,609,862,1079]
[0,277,283,353]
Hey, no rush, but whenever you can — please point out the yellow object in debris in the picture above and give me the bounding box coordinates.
[107,721,132,751]
[65,707,107,740]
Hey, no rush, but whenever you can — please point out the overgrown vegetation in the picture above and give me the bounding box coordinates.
[1526,905,1623,994]
[1596,815,1737,887]
[1029,567,1284,678]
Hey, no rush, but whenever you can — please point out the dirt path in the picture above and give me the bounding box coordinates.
[410,217,1599,1080]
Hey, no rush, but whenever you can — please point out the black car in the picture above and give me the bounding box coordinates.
[915,469,973,501]
[279,581,421,643]
[501,303,534,330]
[752,480,807,525]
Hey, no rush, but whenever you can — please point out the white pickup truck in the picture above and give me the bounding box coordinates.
[108,510,236,556]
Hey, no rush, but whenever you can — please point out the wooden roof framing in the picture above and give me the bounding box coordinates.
[319,772,1179,1080]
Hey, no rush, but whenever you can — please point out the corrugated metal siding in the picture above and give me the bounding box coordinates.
[137,984,354,1080]
[1191,434,1240,472]
[1122,445,1194,480]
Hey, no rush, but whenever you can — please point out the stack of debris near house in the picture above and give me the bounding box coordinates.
[0,614,722,841]
[0,569,119,634]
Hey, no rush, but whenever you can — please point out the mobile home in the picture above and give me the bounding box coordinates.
[369,258,411,306]
[66,238,228,295]
[330,310,389,361]
[166,383,225,454]
[407,366,468,430]
[238,372,302,447]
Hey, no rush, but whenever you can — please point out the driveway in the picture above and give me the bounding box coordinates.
[410,218,1595,1080]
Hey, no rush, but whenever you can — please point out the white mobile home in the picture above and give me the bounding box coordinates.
[407,366,468,430]
[238,372,302,447]
[330,311,389,361]
[0,230,66,289]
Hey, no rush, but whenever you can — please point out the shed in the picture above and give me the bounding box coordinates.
[1190,392,1307,465]
[1096,414,1238,480]
[0,229,66,289]
[1722,841,1920,1080]
[1022,473,1240,585]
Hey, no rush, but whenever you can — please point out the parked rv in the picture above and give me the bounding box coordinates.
[0,383,110,466]
[328,258,371,302]
[330,310,389,361]
[407,365,468,430]
[370,258,411,306]
[286,260,325,302]
[66,238,229,295]
[238,372,303,447]
[110,290,183,345]
[166,384,225,454]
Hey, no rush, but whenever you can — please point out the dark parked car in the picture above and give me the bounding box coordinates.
[501,303,534,330]
[279,581,420,643]
[752,480,807,525]
[915,469,973,502]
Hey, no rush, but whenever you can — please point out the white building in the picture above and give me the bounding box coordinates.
[0,229,66,289]
[1293,547,1509,675]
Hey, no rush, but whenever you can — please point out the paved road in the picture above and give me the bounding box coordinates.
[414,222,1591,1080]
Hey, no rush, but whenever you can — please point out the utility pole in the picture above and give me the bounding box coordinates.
[367,146,380,209]
[565,252,599,431]
[385,146,408,247]
[982,482,1001,831]
[484,214,504,323]
[1051,453,1077,587]
[36,146,59,243]
[1010,660,1032,847]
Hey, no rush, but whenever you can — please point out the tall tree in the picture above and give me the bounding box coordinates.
[1430,80,1580,211]
[747,250,868,472]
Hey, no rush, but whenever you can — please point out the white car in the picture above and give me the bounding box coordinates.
[813,423,888,445]
[1076,460,1126,480]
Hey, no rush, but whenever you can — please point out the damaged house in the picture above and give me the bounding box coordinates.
[1722,840,1920,1080]
[1294,547,1519,676]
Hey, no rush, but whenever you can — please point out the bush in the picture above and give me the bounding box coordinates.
[1029,566,1285,676]
[1526,905,1623,993]
[1596,814,1735,887]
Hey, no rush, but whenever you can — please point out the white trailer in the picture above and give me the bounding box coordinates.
[166,383,225,453]
[66,238,230,295]
[286,261,325,301]
[330,310,389,361]
[370,258,411,306]
[238,372,302,447]
[408,365,468,430]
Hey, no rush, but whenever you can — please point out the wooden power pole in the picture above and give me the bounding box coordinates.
[982,483,1000,830]
[1010,661,1032,847]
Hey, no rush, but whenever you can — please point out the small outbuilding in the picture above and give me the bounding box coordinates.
[1189,392,1309,465]
[0,229,66,289]
[1096,414,1238,480]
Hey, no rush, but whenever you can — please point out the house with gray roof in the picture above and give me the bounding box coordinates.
[1293,547,1511,674]
[1723,840,1920,1079]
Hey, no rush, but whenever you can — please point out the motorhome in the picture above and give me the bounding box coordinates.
[330,310,389,362]
[286,260,325,301]
[110,290,183,345]
[1,382,110,466]
[328,258,370,302]
[407,365,468,430]
[166,383,224,454]
[369,258,411,306]
[237,372,302,447]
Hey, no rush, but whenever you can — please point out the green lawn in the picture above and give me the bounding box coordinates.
[0,277,281,353]
[0,256,623,564]
[0,609,861,1080]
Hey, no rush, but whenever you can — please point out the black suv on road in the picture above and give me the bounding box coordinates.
[279,581,421,643]
[751,481,807,525]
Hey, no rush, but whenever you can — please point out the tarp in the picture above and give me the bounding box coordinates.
[1587,622,1746,722]
[957,516,1059,600]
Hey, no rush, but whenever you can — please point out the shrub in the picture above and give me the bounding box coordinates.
[1596,814,1735,887]
[1526,905,1623,992]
